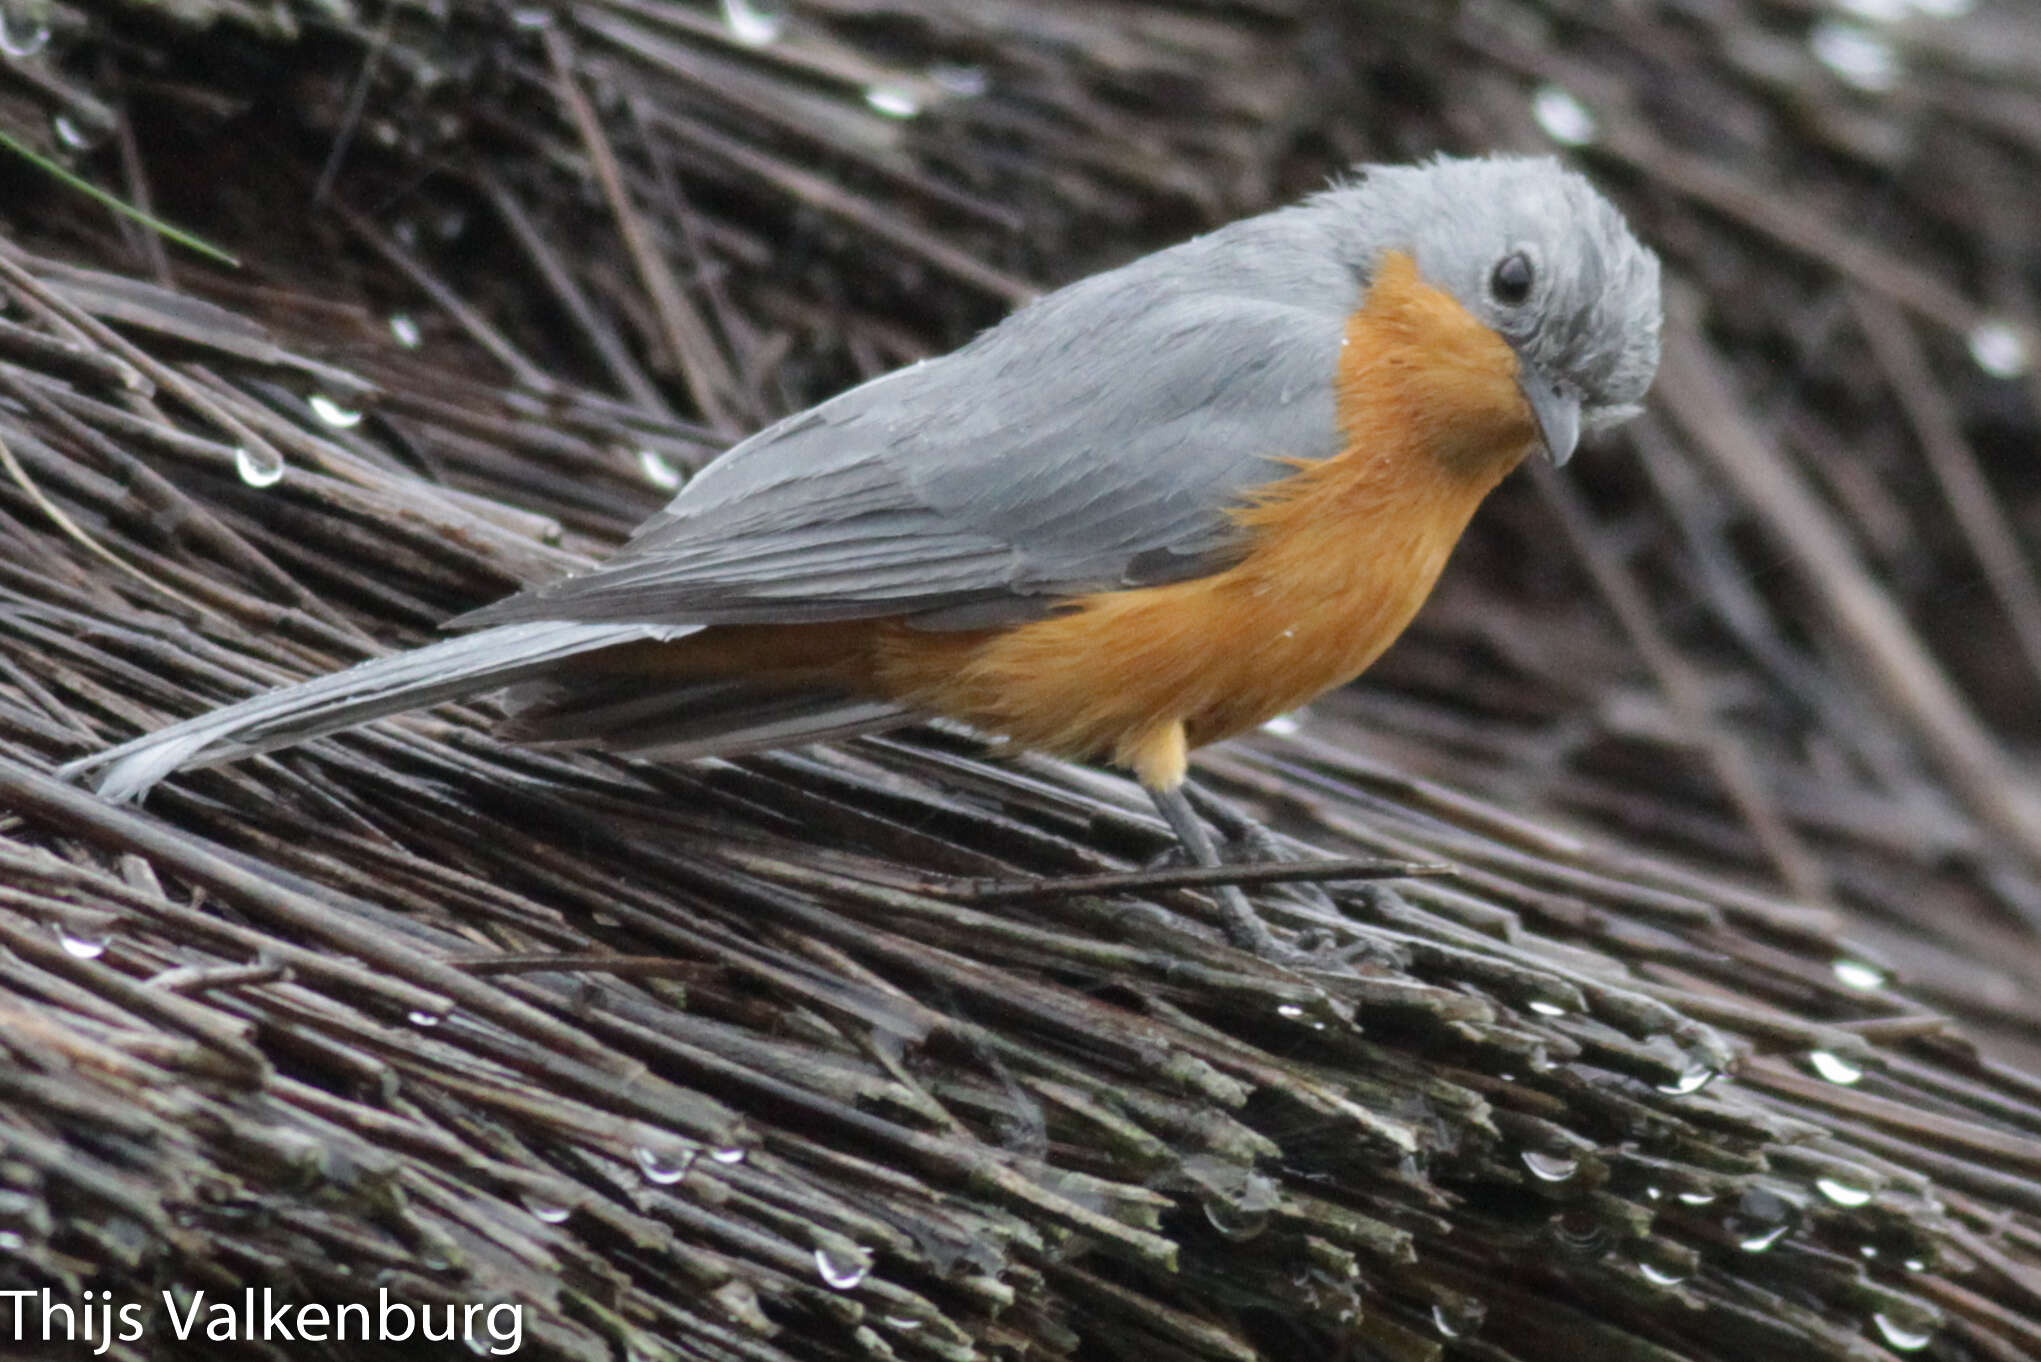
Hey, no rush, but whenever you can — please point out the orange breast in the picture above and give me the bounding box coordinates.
[867,250,1541,783]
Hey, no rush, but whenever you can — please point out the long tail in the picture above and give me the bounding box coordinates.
[60,621,699,802]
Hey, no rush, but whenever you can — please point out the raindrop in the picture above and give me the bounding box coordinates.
[1872,1312,1934,1351]
[1430,1301,1485,1339]
[709,1146,747,1164]
[1655,1065,1715,1096]
[1527,999,1567,1017]
[882,1315,923,1332]
[1638,1258,1688,1287]
[0,1230,21,1250]
[1531,85,1598,147]
[590,911,622,928]
[1550,1209,1607,1255]
[815,1247,869,1290]
[1904,1257,1926,1272]
[522,1195,571,1224]
[864,85,921,119]
[720,0,786,47]
[1808,1049,1865,1085]
[1816,1178,1874,1207]
[235,445,285,487]
[930,64,989,97]
[0,10,49,58]
[1738,1224,1788,1252]
[1202,1198,1269,1241]
[1910,0,1971,14]
[634,1144,696,1185]
[1831,957,1887,991]
[509,7,554,29]
[1677,1191,1717,1207]
[1967,319,2032,378]
[1275,1003,1307,1020]
[406,1009,443,1027]
[56,929,107,960]
[1260,713,1301,737]
[388,314,423,349]
[1521,1149,1580,1183]
[308,394,363,428]
[52,115,97,151]
[637,449,683,491]
[1646,1186,1662,1200]
[1861,1244,1880,1258]
[1809,20,1900,92]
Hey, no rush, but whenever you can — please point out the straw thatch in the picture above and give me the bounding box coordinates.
[2,3,2040,1360]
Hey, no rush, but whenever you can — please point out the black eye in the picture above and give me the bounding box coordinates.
[1490,251,1534,306]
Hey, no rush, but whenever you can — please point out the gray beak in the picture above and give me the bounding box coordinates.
[1519,370,1581,466]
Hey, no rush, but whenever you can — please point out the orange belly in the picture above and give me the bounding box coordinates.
[869,251,1540,785]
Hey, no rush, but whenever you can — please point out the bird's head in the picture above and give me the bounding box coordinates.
[1325,154,1663,465]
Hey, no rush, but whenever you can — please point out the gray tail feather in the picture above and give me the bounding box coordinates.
[61,621,699,802]
[500,676,913,761]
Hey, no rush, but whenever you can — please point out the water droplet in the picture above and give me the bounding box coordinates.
[406,1009,443,1027]
[1810,19,1900,92]
[0,10,49,58]
[1430,1301,1485,1338]
[388,313,423,349]
[1527,999,1567,1017]
[882,1315,923,1332]
[1831,957,1887,991]
[637,449,683,491]
[590,911,621,928]
[52,115,98,151]
[0,1230,22,1250]
[864,85,921,119]
[1260,713,1301,737]
[235,445,285,487]
[709,1146,747,1164]
[1861,1243,1880,1258]
[522,1195,571,1223]
[1646,1185,1662,1200]
[1656,1065,1715,1096]
[509,7,554,29]
[720,0,785,46]
[815,1247,869,1290]
[1816,1177,1874,1207]
[1738,1224,1788,1252]
[1531,84,1598,147]
[1808,1049,1865,1085]
[1275,1003,1307,1020]
[1677,1191,1717,1206]
[56,929,107,960]
[1910,0,1971,14]
[1967,319,2032,378]
[634,1144,696,1185]
[1872,1312,1934,1351]
[308,394,363,428]
[930,64,988,97]
[1202,1198,1269,1241]
[1522,1149,1580,1183]
[1638,1258,1689,1287]
[1904,1257,1926,1271]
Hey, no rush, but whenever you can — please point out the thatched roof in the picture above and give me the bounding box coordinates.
[3,3,2041,1359]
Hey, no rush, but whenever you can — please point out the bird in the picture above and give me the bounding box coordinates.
[63,154,1662,959]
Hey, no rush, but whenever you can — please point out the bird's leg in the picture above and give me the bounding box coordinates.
[1181,779,1339,915]
[1147,780,1289,958]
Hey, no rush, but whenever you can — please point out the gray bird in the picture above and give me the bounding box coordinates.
[64,154,1663,957]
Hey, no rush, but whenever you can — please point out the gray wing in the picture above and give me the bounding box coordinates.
[462,209,1358,632]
